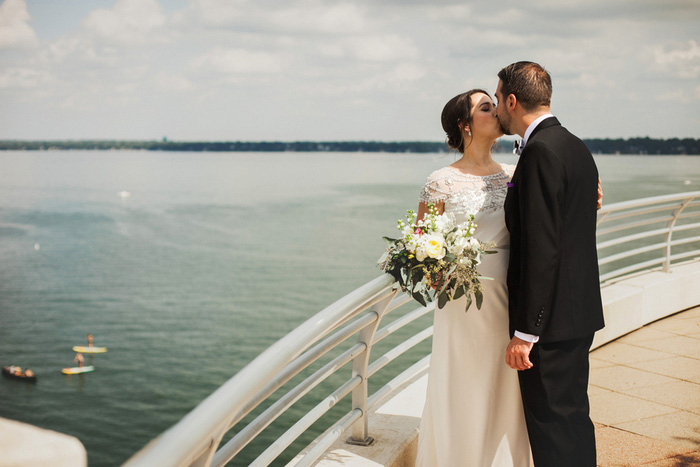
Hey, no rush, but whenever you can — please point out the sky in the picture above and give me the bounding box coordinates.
[0,0,699,141]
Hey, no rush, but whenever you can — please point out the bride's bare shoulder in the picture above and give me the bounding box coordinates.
[500,163,516,178]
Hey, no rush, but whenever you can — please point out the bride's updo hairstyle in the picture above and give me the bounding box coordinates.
[441,88,491,153]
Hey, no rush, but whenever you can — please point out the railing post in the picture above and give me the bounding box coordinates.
[346,288,398,446]
[188,436,222,467]
[663,197,693,272]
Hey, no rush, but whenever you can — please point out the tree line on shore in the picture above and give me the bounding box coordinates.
[0,137,698,155]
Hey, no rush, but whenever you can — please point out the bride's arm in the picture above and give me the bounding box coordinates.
[417,200,444,222]
[417,169,448,222]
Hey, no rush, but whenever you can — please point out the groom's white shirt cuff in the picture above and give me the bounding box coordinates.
[514,330,540,343]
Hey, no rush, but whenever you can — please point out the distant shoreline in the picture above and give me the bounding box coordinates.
[0,138,699,155]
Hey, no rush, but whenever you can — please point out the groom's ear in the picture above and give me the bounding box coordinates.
[507,94,517,111]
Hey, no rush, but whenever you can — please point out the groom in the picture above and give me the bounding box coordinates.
[495,61,605,467]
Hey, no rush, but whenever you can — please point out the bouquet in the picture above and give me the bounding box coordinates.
[378,204,496,312]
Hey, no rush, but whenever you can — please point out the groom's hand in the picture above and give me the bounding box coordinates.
[506,336,534,371]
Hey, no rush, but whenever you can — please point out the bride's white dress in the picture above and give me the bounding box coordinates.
[415,164,530,467]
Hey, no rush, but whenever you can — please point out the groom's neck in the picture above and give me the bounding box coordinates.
[518,107,551,136]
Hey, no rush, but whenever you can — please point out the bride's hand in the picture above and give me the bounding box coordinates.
[597,178,603,210]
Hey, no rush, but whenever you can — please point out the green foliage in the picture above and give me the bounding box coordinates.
[2,138,696,154]
[378,205,489,313]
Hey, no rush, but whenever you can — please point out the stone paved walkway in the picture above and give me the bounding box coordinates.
[590,305,700,466]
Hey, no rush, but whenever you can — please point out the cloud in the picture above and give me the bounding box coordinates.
[39,35,120,67]
[188,0,369,34]
[191,48,286,74]
[655,89,684,101]
[571,72,615,88]
[183,0,246,27]
[154,73,194,92]
[424,4,471,21]
[300,60,428,98]
[268,3,368,34]
[82,0,167,45]
[0,0,38,49]
[393,62,427,82]
[2,0,700,140]
[652,40,700,79]
[0,67,53,88]
[343,34,419,61]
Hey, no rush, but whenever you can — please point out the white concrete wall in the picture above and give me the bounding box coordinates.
[0,417,87,467]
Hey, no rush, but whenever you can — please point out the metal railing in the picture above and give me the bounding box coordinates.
[596,191,700,283]
[125,274,434,467]
[125,191,700,467]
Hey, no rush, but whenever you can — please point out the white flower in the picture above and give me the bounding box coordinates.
[406,237,418,253]
[416,234,446,261]
[447,235,469,256]
[415,245,428,262]
[434,212,456,233]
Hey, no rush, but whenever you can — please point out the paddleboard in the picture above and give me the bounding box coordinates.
[72,346,107,353]
[62,366,95,375]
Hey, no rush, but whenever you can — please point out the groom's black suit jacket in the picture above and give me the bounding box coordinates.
[504,117,604,343]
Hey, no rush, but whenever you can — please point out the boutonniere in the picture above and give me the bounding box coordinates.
[506,182,514,188]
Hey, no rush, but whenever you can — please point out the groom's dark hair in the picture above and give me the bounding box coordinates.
[498,61,552,111]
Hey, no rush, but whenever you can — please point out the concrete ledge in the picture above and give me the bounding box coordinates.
[593,259,700,350]
[0,417,87,467]
[299,260,700,467]
[287,371,427,467]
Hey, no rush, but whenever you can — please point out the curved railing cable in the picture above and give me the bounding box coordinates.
[125,191,700,467]
[596,191,700,282]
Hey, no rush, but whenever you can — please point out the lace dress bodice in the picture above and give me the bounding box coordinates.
[419,164,515,217]
[419,164,516,247]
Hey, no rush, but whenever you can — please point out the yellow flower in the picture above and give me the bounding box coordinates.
[416,234,446,261]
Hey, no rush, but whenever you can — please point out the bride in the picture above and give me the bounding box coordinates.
[414,89,530,466]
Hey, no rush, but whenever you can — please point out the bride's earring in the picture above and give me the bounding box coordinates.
[467,129,471,136]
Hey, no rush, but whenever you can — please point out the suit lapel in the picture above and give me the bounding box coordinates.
[507,117,561,229]
[511,116,560,221]
[528,116,560,141]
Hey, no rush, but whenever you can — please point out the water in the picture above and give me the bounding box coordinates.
[0,150,698,466]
